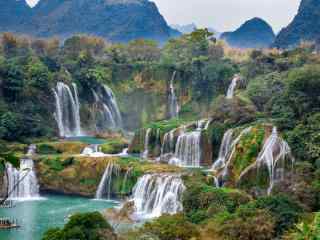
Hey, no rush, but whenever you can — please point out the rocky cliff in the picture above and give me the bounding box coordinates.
[0,0,179,42]
[273,0,320,49]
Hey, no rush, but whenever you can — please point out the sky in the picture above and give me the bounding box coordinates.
[152,0,301,33]
[26,0,301,33]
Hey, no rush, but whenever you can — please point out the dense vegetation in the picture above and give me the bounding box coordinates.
[1,29,320,240]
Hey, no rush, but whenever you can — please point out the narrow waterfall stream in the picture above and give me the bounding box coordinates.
[168,71,180,118]
[53,82,82,137]
[212,129,234,172]
[5,145,40,200]
[212,127,252,187]
[256,127,293,194]
[226,74,241,99]
[95,162,120,200]
[141,128,152,159]
[132,174,185,219]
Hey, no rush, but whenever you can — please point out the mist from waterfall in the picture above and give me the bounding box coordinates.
[132,174,185,219]
[226,74,241,99]
[168,71,180,119]
[5,145,40,200]
[53,82,82,137]
[95,161,120,200]
[256,127,293,194]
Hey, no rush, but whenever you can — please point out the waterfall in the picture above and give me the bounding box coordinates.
[142,128,152,159]
[212,127,252,187]
[169,120,210,167]
[95,162,120,200]
[212,129,234,171]
[132,174,185,219]
[168,71,180,119]
[226,74,241,99]
[92,85,122,131]
[160,129,176,161]
[256,127,293,194]
[171,131,202,167]
[5,145,40,200]
[53,82,82,137]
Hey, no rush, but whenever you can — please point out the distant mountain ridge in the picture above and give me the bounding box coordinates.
[273,0,320,49]
[0,0,179,42]
[221,18,275,49]
[171,23,220,37]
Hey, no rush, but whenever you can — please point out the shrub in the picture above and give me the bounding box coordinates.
[183,177,251,223]
[139,214,199,240]
[204,206,276,240]
[252,195,303,235]
[42,212,115,240]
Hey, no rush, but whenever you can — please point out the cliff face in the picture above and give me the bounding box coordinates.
[273,0,320,49]
[0,0,179,42]
[221,18,275,49]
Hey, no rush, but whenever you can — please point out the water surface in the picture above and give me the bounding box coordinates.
[0,195,118,240]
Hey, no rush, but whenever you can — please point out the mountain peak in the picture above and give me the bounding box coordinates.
[0,0,178,42]
[273,0,320,48]
[221,17,275,49]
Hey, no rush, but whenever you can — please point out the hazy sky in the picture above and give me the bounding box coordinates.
[152,0,301,33]
[26,0,301,33]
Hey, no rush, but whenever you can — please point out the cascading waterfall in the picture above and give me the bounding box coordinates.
[132,174,185,219]
[53,82,82,137]
[142,128,152,159]
[212,127,252,187]
[92,85,122,131]
[95,162,120,200]
[171,131,202,167]
[226,74,241,99]
[212,129,234,171]
[5,145,40,200]
[168,71,180,118]
[169,120,209,167]
[256,127,293,194]
[160,129,176,161]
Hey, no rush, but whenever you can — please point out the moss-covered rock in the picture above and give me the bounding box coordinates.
[35,154,182,198]
[36,141,87,155]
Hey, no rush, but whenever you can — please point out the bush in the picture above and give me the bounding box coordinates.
[42,212,116,240]
[252,195,303,235]
[204,206,276,240]
[139,214,199,240]
[183,176,251,223]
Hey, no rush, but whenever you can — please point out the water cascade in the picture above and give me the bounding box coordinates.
[5,145,40,200]
[169,120,209,167]
[171,131,201,167]
[142,128,152,159]
[212,129,234,171]
[168,71,180,118]
[53,82,82,137]
[92,85,122,131]
[226,74,241,99]
[132,174,185,218]
[212,127,252,187]
[160,129,176,161]
[256,127,293,194]
[95,162,120,200]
